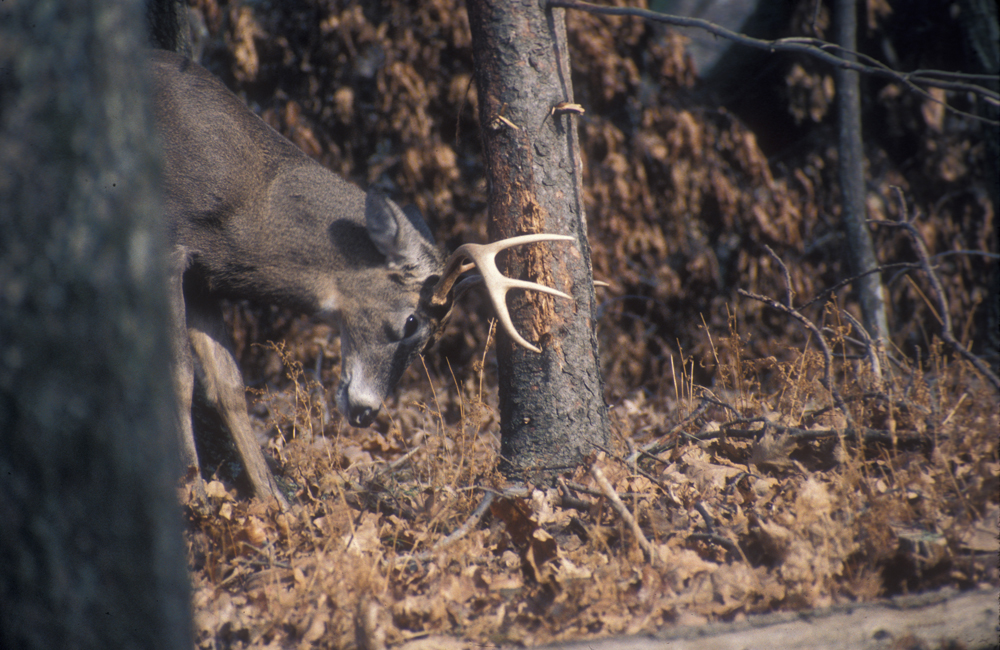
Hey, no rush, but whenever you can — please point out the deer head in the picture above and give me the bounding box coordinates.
[333,192,574,427]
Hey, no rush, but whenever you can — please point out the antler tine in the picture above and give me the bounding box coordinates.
[430,252,477,307]
[431,234,575,353]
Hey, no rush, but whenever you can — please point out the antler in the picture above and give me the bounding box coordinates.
[430,234,575,353]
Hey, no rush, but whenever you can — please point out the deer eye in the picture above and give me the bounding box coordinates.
[402,315,420,339]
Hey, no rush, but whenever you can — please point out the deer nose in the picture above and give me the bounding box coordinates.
[336,369,382,427]
[348,404,378,428]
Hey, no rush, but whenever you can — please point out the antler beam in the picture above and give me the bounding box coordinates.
[431,234,575,353]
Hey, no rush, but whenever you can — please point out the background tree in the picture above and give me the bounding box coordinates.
[466,0,611,479]
[0,1,191,647]
[146,0,195,57]
[834,0,890,344]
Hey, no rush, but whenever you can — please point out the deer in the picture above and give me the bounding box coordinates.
[150,50,574,509]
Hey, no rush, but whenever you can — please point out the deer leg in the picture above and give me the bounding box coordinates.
[185,294,290,510]
[167,249,205,502]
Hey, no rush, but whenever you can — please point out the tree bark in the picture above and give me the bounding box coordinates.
[466,0,610,479]
[0,1,192,648]
[834,0,890,344]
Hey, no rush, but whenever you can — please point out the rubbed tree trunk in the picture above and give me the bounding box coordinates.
[0,1,191,648]
[466,0,611,479]
[834,0,890,344]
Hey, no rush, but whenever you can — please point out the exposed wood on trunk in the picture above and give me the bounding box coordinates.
[467,0,610,478]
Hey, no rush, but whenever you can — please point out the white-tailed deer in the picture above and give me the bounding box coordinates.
[150,50,573,508]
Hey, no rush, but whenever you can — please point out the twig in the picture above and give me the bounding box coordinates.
[631,463,685,507]
[764,244,794,308]
[590,464,656,565]
[689,532,742,557]
[930,250,1000,261]
[738,287,855,427]
[548,0,999,124]
[871,190,1000,393]
[690,505,757,582]
[384,446,421,473]
[557,477,597,511]
[562,479,606,499]
[695,390,744,418]
[633,398,711,459]
[721,423,927,447]
[839,309,884,388]
[391,491,498,566]
[798,262,921,312]
[694,502,717,529]
[431,491,496,553]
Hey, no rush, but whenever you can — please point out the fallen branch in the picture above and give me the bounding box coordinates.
[721,423,927,447]
[632,398,710,459]
[590,464,656,565]
[431,491,495,553]
[391,491,497,565]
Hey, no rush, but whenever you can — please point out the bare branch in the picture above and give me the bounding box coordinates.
[870,190,1000,393]
[591,464,656,565]
[839,309,883,388]
[431,491,495,553]
[722,422,927,447]
[738,287,855,427]
[763,244,794,308]
[633,398,711,459]
[549,0,999,124]
[798,262,922,312]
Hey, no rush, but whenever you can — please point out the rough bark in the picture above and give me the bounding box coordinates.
[466,0,610,478]
[0,1,192,648]
[834,0,890,344]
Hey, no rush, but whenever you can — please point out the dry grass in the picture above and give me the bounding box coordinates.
[183,305,998,648]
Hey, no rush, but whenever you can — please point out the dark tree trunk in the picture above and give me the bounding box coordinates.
[466,0,611,479]
[0,1,192,648]
[955,0,1000,363]
[146,0,194,57]
[834,0,890,344]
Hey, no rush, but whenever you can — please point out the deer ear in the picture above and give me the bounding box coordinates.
[365,191,436,270]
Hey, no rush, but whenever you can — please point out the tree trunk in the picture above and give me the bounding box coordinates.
[834,0,890,344]
[146,0,194,57]
[0,1,192,648]
[466,0,610,479]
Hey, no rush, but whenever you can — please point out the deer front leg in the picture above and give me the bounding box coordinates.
[167,249,205,502]
[185,296,290,510]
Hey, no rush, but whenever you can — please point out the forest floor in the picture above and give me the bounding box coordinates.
[183,314,998,649]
